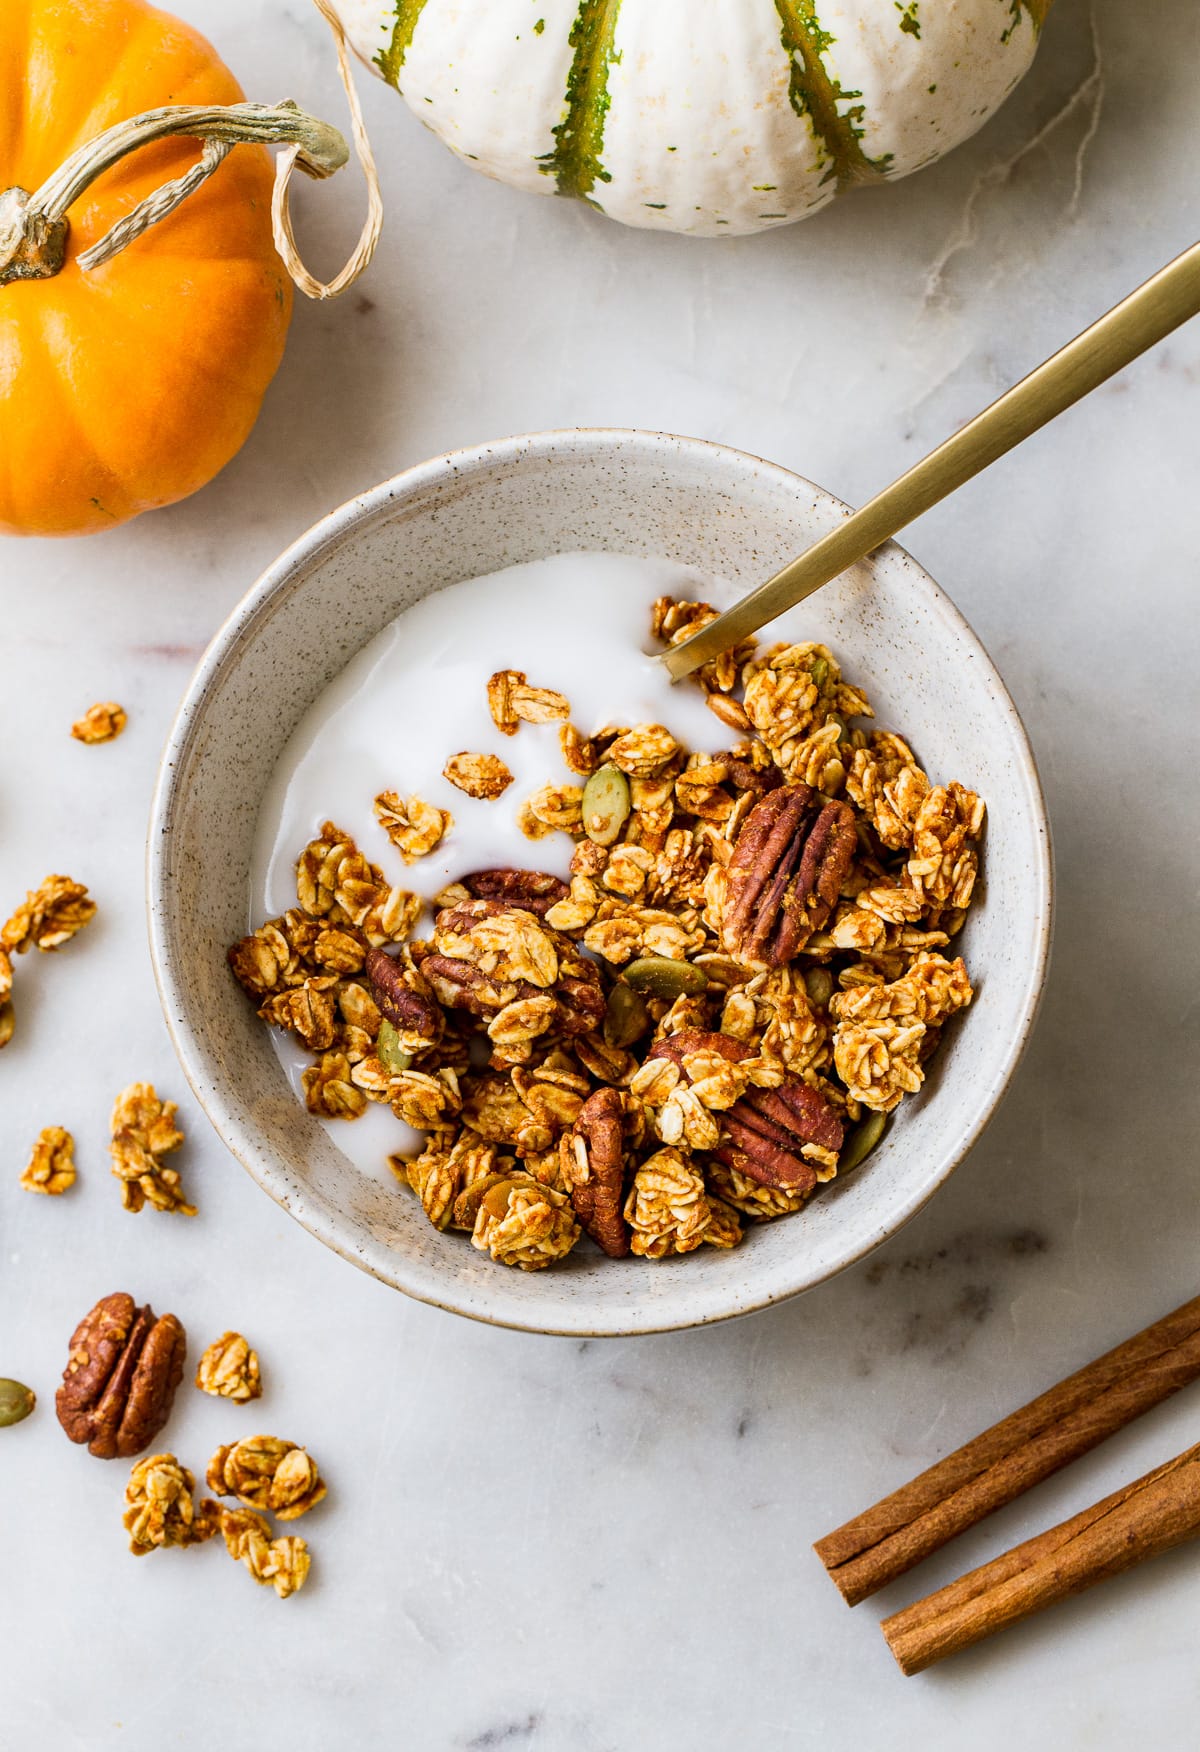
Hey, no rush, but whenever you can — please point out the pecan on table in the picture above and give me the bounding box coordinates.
[56,1293,186,1459]
[648,1029,844,1193]
[720,782,856,966]
[561,1087,638,1257]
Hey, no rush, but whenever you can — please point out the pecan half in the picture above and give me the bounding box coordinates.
[553,952,606,1037]
[716,1083,844,1192]
[562,1088,632,1257]
[721,782,856,965]
[647,1030,843,1191]
[725,754,784,798]
[458,869,570,916]
[646,1028,750,1070]
[414,948,539,1019]
[364,946,443,1038]
[56,1293,186,1459]
[416,905,604,1038]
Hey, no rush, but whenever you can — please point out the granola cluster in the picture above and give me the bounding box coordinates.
[71,701,127,744]
[0,874,96,1046]
[122,1449,314,1598]
[21,1125,76,1195]
[229,605,984,1270]
[109,1082,195,1215]
[195,1332,262,1403]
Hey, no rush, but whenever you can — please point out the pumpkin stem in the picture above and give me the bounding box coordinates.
[0,102,347,289]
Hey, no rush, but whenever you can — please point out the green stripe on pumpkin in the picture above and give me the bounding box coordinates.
[774,0,893,190]
[1004,0,1052,43]
[375,0,433,87]
[537,0,622,203]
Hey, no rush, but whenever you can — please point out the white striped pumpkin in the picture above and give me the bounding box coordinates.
[336,0,1052,236]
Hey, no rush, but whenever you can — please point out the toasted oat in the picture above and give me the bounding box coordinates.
[623,1148,715,1259]
[1,875,96,955]
[487,670,571,735]
[302,1050,368,1120]
[196,1332,262,1403]
[373,791,452,863]
[207,1436,325,1520]
[71,701,127,744]
[21,1125,75,1195]
[470,1174,580,1269]
[443,751,514,800]
[124,1454,214,1555]
[517,782,583,840]
[205,1501,310,1598]
[109,1082,195,1215]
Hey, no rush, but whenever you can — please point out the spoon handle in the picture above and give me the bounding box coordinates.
[663,238,1200,681]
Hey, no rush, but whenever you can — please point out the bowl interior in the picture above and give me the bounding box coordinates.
[150,430,1051,1335]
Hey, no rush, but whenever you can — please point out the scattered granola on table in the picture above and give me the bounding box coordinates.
[207,1436,325,1520]
[20,1125,76,1195]
[0,947,15,1050]
[56,1293,186,1459]
[123,1454,215,1555]
[229,597,985,1272]
[205,1501,311,1598]
[109,1082,196,1215]
[196,1332,262,1403]
[2,874,96,954]
[71,701,127,744]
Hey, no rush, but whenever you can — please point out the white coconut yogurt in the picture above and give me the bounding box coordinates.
[252,551,744,1176]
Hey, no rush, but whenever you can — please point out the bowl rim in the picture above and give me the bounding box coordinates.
[147,426,1054,1336]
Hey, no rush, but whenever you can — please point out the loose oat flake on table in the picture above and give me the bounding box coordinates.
[71,701,127,744]
[229,597,984,1272]
[20,1125,76,1195]
[196,1332,263,1403]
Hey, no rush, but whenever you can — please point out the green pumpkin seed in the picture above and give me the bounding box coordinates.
[809,656,829,687]
[604,982,651,1050]
[581,764,631,847]
[377,1019,412,1075]
[840,1111,887,1174]
[804,966,834,1009]
[0,1379,35,1428]
[623,957,709,1001]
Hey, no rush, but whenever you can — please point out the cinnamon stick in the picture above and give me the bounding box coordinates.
[814,1292,1200,1604]
[881,1441,1200,1674]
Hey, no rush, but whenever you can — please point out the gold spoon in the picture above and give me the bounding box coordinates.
[662,239,1200,682]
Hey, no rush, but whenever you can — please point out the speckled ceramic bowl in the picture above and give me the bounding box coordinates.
[149,430,1052,1336]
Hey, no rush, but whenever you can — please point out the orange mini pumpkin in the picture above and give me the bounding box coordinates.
[0,0,297,537]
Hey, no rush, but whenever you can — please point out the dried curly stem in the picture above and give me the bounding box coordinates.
[0,0,380,298]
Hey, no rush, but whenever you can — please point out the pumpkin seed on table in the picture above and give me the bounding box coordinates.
[623,958,709,1001]
[581,765,631,847]
[840,1112,888,1174]
[0,1379,35,1428]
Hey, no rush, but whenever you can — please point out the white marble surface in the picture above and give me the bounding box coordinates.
[3,1,1199,1745]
